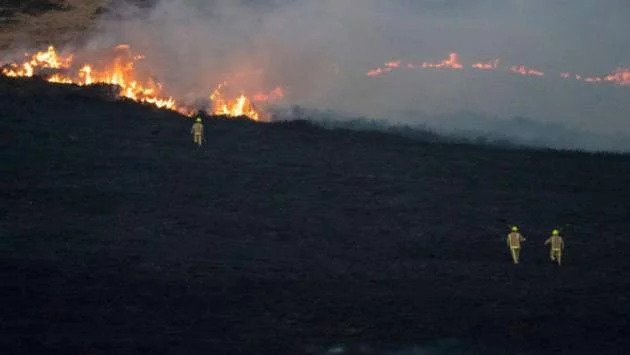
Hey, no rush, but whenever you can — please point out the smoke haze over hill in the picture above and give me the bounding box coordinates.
[3,0,630,150]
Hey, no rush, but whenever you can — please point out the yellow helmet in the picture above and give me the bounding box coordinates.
[552,229,560,236]
[511,226,518,232]
[196,117,202,123]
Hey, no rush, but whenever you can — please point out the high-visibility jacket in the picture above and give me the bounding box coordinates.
[545,235,564,250]
[507,232,525,248]
[191,122,204,135]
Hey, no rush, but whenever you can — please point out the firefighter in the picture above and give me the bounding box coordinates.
[191,117,204,146]
[544,229,565,265]
[507,226,526,264]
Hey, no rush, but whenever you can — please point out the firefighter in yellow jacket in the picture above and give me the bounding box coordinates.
[191,117,204,146]
[545,229,565,265]
[507,226,526,264]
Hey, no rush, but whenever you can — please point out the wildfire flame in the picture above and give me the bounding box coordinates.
[0,45,283,121]
[417,53,463,70]
[366,60,401,77]
[210,82,259,120]
[510,65,544,77]
[472,59,500,70]
[1,45,73,78]
[365,52,630,90]
[371,53,464,74]
[604,68,630,86]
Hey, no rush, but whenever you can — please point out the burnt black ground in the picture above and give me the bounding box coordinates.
[1,76,630,354]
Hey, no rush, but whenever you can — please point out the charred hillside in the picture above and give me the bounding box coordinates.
[1,76,630,354]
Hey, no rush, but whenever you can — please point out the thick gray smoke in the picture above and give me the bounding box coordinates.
[81,0,630,150]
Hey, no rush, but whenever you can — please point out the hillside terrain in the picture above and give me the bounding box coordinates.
[2,4,630,354]
[0,0,156,49]
[0,0,108,49]
[1,76,630,354]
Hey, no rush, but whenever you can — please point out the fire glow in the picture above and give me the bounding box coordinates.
[367,60,401,77]
[366,52,630,88]
[0,45,284,120]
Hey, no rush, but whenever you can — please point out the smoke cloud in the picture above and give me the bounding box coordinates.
[16,0,630,149]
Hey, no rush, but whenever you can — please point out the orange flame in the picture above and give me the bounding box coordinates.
[210,83,260,120]
[510,65,544,77]
[366,53,539,76]
[364,52,630,93]
[420,53,463,70]
[385,60,401,68]
[366,67,391,77]
[559,68,629,86]
[0,45,276,120]
[472,59,500,70]
[604,68,630,86]
[366,60,401,77]
[1,45,72,77]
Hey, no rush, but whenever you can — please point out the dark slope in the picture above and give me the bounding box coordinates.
[1,76,630,354]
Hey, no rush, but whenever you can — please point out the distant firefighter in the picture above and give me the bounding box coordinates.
[545,229,565,265]
[507,226,527,264]
[191,117,204,146]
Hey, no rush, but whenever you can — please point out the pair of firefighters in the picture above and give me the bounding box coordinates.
[507,226,565,265]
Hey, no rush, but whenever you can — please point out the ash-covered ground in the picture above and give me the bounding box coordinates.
[1,76,630,354]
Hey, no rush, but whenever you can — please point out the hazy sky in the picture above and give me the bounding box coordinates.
[89,0,630,138]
